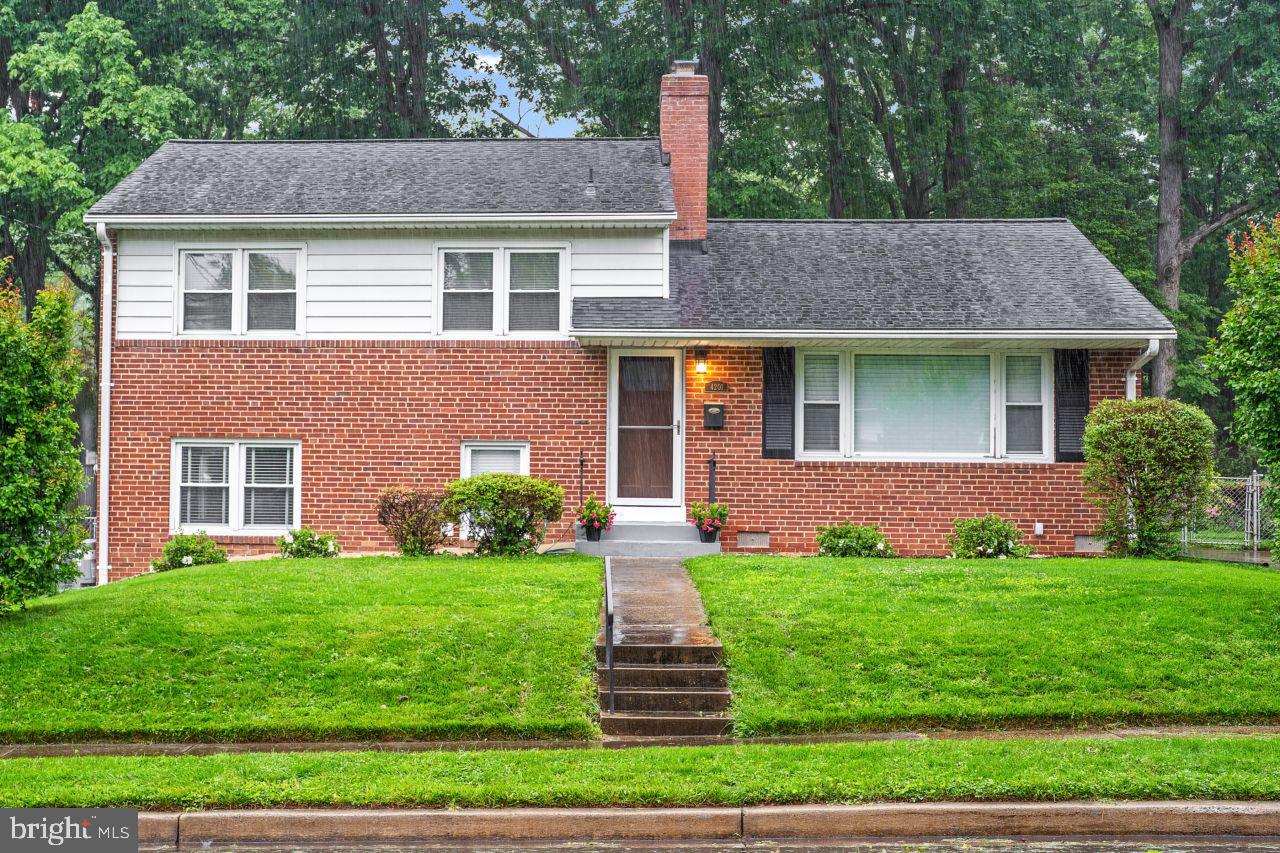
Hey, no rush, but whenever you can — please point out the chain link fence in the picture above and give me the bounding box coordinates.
[1183,472,1274,553]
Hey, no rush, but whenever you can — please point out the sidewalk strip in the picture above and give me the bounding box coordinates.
[138,802,1280,847]
[6,725,1280,758]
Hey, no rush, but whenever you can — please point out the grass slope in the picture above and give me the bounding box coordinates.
[686,555,1280,736]
[2,736,1278,808]
[0,556,601,743]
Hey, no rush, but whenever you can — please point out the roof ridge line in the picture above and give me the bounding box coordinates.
[161,137,662,145]
[709,217,1072,224]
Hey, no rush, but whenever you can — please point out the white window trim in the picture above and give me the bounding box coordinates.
[460,440,531,477]
[175,244,306,337]
[794,349,1055,464]
[169,439,302,535]
[997,352,1054,459]
[435,242,569,338]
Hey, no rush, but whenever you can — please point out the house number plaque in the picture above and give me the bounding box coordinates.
[703,380,731,393]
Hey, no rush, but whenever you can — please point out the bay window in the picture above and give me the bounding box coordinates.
[172,440,300,534]
[796,351,1051,460]
[439,247,565,334]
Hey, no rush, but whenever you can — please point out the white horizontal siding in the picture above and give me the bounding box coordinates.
[112,225,668,338]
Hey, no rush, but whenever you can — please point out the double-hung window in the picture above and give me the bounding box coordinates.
[179,248,301,335]
[797,351,1051,461]
[172,440,301,534]
[440,248,564,334]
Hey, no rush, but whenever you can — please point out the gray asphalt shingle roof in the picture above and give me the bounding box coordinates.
[572,219,1173,333]
[87,138,675,217]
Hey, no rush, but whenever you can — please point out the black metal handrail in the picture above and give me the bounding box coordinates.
[578,450,585,508]
[604,556,616,713]
[708,452,718,503]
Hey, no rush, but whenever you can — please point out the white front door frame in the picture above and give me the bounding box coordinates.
[607,347,685,515]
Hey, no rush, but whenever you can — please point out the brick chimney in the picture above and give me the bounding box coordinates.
[660,59,709,241]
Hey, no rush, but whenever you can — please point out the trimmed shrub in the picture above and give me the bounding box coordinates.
[1,282,89,612]
[279,527,340,558]
[816,522,895,557]
[376,487,448,557]
[949,514,1032,559]
[1083,398,1216,557]
[152,533,228,572]
[442,473,564,556]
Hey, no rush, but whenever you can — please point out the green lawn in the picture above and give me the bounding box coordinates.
[0,555,601,743]
[686,555,1280,736]
[2,736,1277,808]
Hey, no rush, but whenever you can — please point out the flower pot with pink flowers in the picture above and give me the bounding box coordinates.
[689,500,728,543]
[576,494,616,542]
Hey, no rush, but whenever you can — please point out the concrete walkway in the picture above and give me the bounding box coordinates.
[605,557,719,648]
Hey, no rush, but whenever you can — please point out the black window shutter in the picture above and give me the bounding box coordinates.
[762,348,796,459]
[1054,349,1089,462]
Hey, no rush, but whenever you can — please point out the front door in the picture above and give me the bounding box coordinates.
[609,350,683,509]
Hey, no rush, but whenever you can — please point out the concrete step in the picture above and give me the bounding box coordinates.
[600,712,733,738]
[576,523,721,558]
[596,664,728,689]
[598,687,732,713]
[596,642,723,666]
[577,539,720,558]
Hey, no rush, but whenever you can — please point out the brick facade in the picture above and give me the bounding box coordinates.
[104,340,1136,579]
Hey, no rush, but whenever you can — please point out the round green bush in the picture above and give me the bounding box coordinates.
[279,527,340,558]
[816,522,895,557]
[1082,397,1216,557]
[442,473,564,556]
[948,514,1032,558]
[152,533,228,572]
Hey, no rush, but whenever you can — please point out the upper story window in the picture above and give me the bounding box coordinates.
[439,247,565,335]
[179,248,301,334]
[796,351,1051,461]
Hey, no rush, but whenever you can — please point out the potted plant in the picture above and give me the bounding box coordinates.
[576,494,616,542]
[689,501,728,543]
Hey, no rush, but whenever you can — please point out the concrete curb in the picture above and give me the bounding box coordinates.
[141,802,1280,847]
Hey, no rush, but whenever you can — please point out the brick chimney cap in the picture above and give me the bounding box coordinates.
[670,58,699,75]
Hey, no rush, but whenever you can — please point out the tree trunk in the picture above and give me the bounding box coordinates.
[815,34,846,218]
[940,55,970,218]
[1148,0,1190,397]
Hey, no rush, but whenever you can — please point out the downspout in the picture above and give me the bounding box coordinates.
[1125,338,1160,400]
[95,223,114,585]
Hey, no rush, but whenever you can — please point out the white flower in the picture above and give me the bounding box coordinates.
[876,542,885,551]
[181,555,193,566]
[284,532,294,544]
[1007,540,1016,548]
[327,541,336,552]
[997,554,1008,560]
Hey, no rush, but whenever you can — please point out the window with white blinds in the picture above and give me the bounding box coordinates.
[440,247,563,335]
[172,440,300,533]
[461,441,530,477]
[178,247,301,335]
[796,351,1052,460]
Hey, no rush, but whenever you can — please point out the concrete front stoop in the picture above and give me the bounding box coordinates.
[577,522,721,558]
[597,557,732,739]
[138,802,1280,847]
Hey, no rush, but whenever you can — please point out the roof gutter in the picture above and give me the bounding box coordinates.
[82,212,677,228]
[94,223,114,586]
[570,328,1178,342]
[1126,337,1161,400]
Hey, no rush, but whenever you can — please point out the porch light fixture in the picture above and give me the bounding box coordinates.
[694,349,710,374]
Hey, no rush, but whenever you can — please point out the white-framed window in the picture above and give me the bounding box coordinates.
[460,441,530,477]
[438,246,566,335]
[178,247,303,335]
[795,350,1053,462]
[170,439,301,534]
